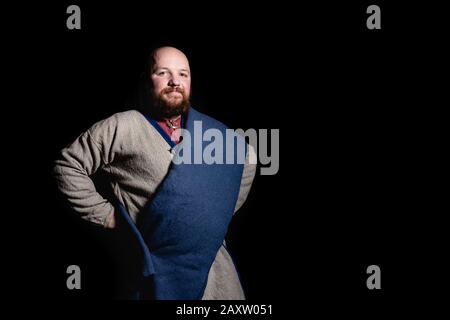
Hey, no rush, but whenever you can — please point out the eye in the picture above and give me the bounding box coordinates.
[180,72,189,78]
[157,71,167,76]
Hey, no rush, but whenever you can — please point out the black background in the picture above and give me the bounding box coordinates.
[6,0,447,316]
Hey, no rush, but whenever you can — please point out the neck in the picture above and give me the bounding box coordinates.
[166,114,181,121]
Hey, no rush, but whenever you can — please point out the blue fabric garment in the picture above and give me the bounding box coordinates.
[118,107,245,299]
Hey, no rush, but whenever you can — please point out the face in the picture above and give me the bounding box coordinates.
[150,47,191,118]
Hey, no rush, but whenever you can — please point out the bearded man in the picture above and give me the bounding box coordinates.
[54,46,256,299]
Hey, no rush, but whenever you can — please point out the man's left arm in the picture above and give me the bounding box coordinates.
[233,145,257,214]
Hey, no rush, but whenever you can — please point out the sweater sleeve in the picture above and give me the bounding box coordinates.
[53,115,121,227]
[233,144,257,214]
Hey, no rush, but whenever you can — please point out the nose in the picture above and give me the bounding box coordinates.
[168,74,181,87]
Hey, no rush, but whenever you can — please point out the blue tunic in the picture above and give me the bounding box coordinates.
[118,107,245,299]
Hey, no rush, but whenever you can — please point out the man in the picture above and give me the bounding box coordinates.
[54,46,256,299]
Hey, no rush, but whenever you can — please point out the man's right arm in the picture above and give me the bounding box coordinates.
[53,117,119,228]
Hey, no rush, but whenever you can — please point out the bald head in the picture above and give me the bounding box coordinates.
[148,47,190,75]
[148,46,192,118]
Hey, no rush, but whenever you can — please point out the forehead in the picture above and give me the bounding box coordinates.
[153,49,190,70]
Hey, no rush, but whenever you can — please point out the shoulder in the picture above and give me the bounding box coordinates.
[98,109,144,125]
[113,109,144,122]
[86,109,148,145]
[88,109,144,132]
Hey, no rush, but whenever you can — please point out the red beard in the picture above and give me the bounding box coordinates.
[150,87,190,119]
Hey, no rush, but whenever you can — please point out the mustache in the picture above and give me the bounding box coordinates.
[161,87,185,95]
